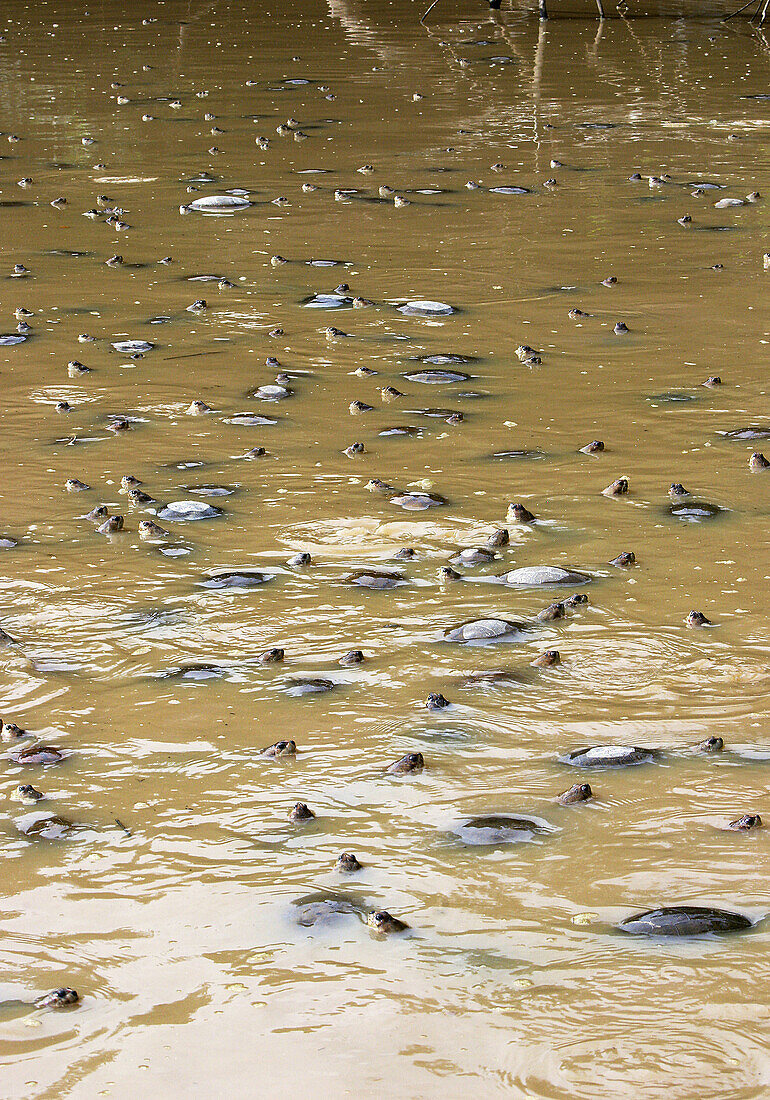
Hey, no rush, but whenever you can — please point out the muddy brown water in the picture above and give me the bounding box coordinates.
[0,0,769,1095]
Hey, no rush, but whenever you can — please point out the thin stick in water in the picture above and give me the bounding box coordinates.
[723,0,759,20]
[162,349,226,361]
[420,0,443,24]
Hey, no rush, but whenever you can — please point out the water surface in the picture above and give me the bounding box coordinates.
[1,1,769,1096]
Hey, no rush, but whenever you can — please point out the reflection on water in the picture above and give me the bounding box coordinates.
[0,0,769,1095]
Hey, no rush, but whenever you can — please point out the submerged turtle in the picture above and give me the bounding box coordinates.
[403,368,469,384]
[261,739,296,757]
[16,812,73,839]
[697,736,724,753]
[559,783,593,805]
[538,602,565,622]
[458,668,529,689]
[12,783,44,803]
[669,483,690,499]
[367,910,408,933]
[286,552,311,567]
[112,339,154,354]
[187,194,251,212]
[185,484,236,497]
[728,814,762,831]
[562,746,659,768]
[98,516,124,534]
[443,618,531,644]
[288,802,315,821]
[293,893,360,928]
[494,566,591,587]
[603,478,629,497]
[669,501,723,522]
[532,650,560,667]
[34,988,80,1008]
[2,722,28,742]
[9,744,65,765]
[386,752,424,775]
[336,852,362,873]
[283,678,335,696]
[84,506,108,522]
[139,520,169,541]
[339,649,365,666]
[343,570,405,589]
[425,692,450,710]
[199,571,273,589]
[449,547,496,567]
[487,528,509,548]
[453,815,551,844]
[157,500,223,522]
[390,491,447,511]
[158,663,229,681]
[438,566,463,583]
[491,449,545,462]
[722,427,770,441]
[618,906,752,936]
[507,503,536,524]
[258,648,284,664]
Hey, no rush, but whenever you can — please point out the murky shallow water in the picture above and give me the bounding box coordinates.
[0,0,769,1095]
